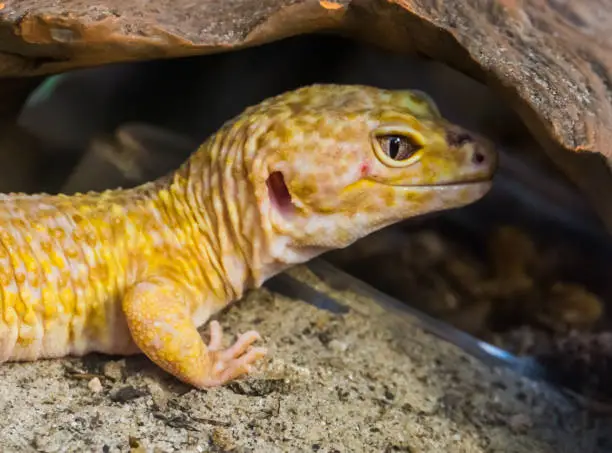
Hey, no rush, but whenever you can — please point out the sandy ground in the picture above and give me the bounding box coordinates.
[0,264,610,453]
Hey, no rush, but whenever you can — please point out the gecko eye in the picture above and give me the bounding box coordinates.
[374,132,424,167]
[379,135,421,160]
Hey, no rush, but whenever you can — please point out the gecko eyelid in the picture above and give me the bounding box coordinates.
[372,127,424,168]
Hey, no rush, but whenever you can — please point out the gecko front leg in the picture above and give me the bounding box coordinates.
[122,275,267,388]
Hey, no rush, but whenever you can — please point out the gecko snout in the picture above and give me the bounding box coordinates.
[446,126,496,173]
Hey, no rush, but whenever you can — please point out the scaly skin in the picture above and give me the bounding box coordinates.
[0,84,496,388]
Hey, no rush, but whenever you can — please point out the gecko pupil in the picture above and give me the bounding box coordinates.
[389,136,402,159]
[379,134,421,161]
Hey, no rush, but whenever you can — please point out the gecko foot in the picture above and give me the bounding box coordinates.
[200,320,267,387]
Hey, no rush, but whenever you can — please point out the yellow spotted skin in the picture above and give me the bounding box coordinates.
[0,84,496,388]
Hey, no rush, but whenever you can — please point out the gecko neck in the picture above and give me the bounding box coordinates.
[157,139,273,304]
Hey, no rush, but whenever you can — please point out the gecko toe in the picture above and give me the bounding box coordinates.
[207,320,224,351]
[217,330,262,361]
[213,346,268,383]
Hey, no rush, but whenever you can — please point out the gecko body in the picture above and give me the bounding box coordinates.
[0,85,496,388]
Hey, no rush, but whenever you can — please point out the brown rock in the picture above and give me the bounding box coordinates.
[0,0,610,158]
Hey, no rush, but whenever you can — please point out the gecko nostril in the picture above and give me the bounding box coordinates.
[472,150,486,165]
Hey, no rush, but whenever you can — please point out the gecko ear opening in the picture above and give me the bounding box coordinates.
[266,171,295,215]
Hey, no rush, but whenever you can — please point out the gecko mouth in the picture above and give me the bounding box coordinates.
[407,178,493,188]
[377,177,493,189]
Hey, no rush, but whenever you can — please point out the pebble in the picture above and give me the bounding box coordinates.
[328,339,348,353]
[88,377,103,393]
[103,360,125,381]
[211,428,236,451]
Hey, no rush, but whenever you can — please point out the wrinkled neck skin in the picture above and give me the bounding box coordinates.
[156,122,304,306]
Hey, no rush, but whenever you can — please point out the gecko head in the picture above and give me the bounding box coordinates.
[245,84,497,266]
